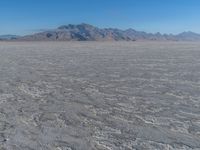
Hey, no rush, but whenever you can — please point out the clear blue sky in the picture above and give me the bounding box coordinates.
[0,0,200,35]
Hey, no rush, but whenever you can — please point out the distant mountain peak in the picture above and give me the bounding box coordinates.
[79,23,95,27]
[178,31,198,35]
[57,23,95,30]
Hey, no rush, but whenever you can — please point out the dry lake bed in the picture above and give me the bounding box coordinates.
[0,42,200,150]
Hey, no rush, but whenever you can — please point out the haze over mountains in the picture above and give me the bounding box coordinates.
[1,23,200,41]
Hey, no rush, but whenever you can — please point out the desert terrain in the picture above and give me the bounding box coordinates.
[0,42,200,150]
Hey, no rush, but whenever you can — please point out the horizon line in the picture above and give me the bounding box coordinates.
[0,23,199,36]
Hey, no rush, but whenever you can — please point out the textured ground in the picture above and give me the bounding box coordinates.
[0,42,200,150]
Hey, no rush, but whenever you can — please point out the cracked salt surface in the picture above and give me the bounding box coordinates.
[0,42,200,149]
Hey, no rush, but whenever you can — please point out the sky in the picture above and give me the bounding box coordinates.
[0,0,200,35]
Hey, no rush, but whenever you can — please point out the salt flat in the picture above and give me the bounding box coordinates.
[0,42,200,150]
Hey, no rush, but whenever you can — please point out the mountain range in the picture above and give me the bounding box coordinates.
[2,23,200,41]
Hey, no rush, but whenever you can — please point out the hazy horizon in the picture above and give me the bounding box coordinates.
[1,23,200,37]
[0,0,200,35]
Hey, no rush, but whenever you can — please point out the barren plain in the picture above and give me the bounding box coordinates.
[0,42,200,150]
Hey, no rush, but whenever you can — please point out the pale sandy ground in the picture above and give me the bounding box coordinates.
[0,41,200,150]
